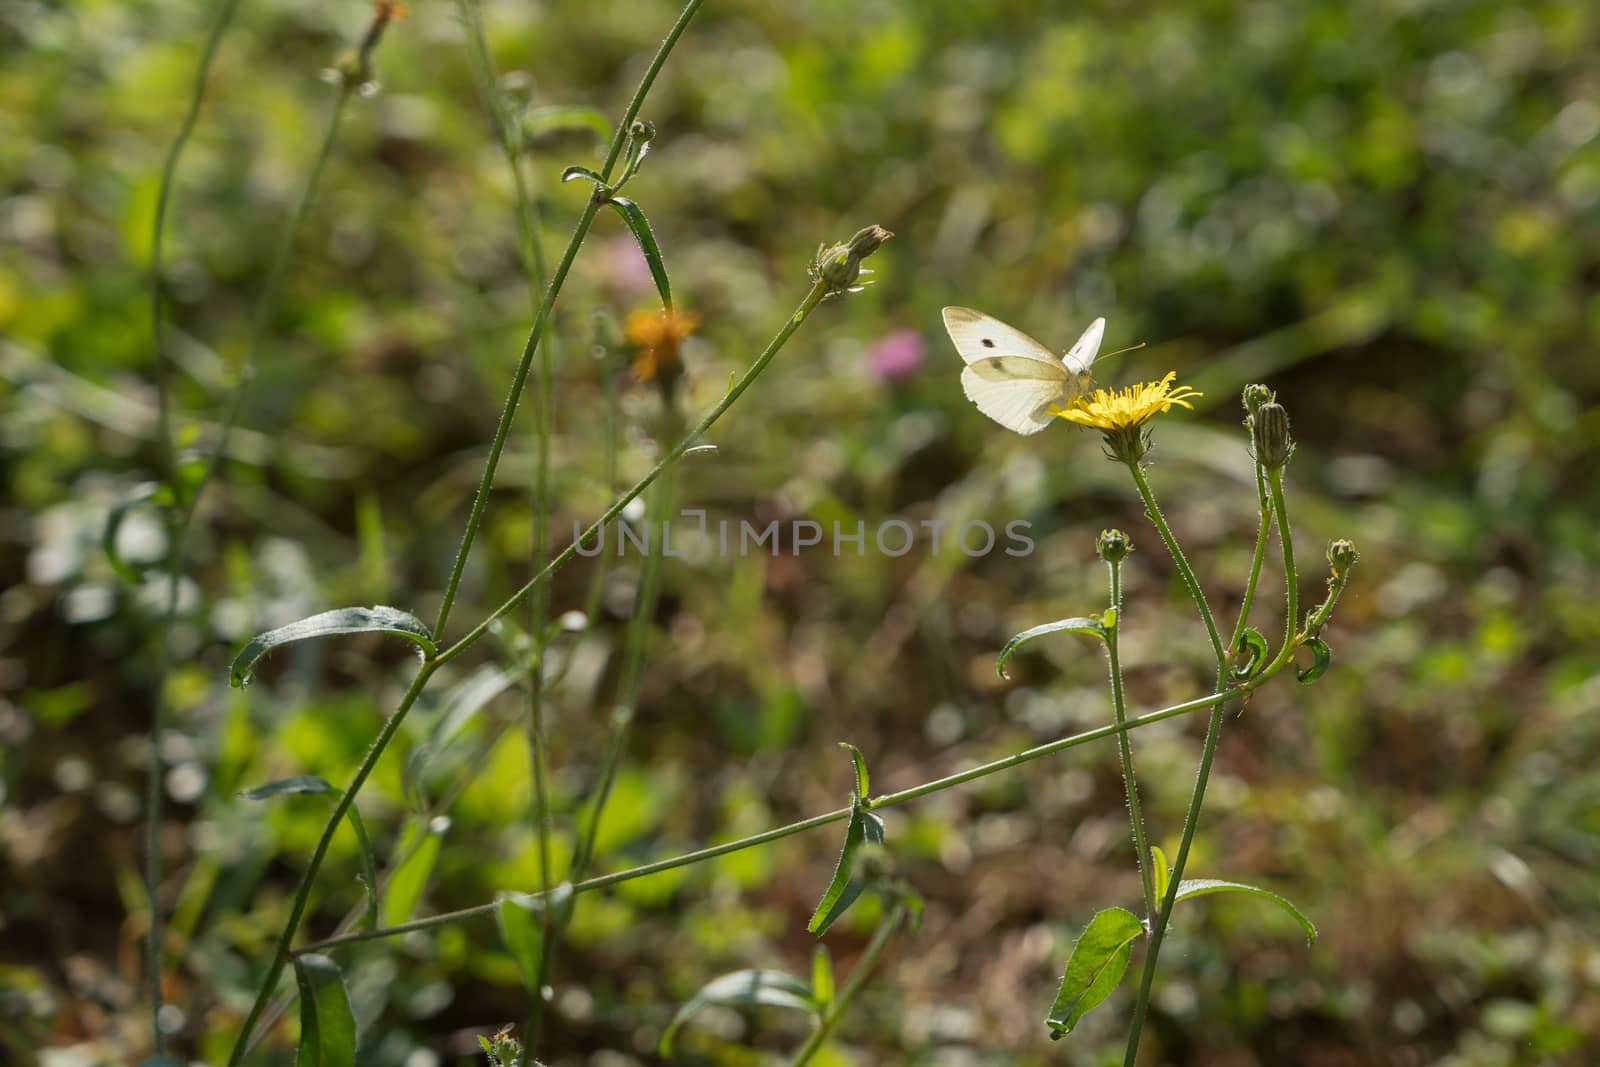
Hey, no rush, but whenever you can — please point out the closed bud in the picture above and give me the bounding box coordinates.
[1251,401,1294,470]
[811,225,893,296]
[1242,383,1275,416]
[1326,538,1358,574]
[1096,528,1132,563]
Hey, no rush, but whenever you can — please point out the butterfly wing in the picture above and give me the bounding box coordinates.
[1062,317,1106,374]
[960,357,1069,435]
[942,306,1060,366]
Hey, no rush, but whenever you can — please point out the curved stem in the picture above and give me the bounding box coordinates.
[295,688,1235,954]
[1106,561,1156,920]
[227,663,437,1065]
[788,901,909,1067]
[143,3,244,1046]
[1228,461,1274,651]
[431,0,708,639]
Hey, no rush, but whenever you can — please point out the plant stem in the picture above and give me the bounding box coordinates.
[1228,461,1274,651]
[1105,561,1156,920]
[434,283,826,668]
[143,3,244,1047]
[295,688,1235,954]
[1120,459,1233,1067]
[227,663,438,1065]
[788,901,910,1067]
[431,0,708,639]
[1269,469,1299,654]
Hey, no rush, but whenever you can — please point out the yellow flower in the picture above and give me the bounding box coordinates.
[1052,372,1202,464]
[625,307,700,384]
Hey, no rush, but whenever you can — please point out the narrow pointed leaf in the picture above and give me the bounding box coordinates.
[811,946,835,1013]
[521,105,611,143]
[606,197,671,311]
[1045,907,1144,1039]
[838,741,870,801]
[383,819,446,928]
[238,777,379,930]
[659,969,817,1058]
[1151,844,1170,905]
[293,954,357,1067]
[560,164,606,186]
[1173,878,1317,944]
[807,800,886,935]
[104,480,165,584]
[230,605,435,687]
[1295,637,1332,684]
[997,617,1105,679]
[497,882,575,993]
[238,775,335,800]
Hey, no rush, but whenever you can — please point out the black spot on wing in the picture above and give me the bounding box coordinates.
[981,338,996,348]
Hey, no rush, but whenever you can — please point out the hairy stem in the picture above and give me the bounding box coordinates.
[431,0,708,638]
[1106,560,1156,920]
[295,688,1236,954]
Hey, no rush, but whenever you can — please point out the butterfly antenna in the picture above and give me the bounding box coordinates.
[1099,341,1147,362]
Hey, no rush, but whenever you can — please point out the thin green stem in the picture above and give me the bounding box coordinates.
[431,0,707,639]
[435,283,827,669]
[295,688,1235,954]
[1106,561,1156,920]
[1269,469,1298,654]
[143,3,244,1047]
[788,901,910,1067]
[1228,461,1274,651]
[227,663,438,1065]
[1127,463,1225,665]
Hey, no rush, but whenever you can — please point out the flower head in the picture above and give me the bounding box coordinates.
[625,307,700,389]
[1052,372,1202,464]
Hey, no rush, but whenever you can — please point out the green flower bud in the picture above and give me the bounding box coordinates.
[1251,401,1294,470]
[1326,538,1359,574]
[811,225,893,296]
[1096,528,1132,563]
[1242,383,1275,416]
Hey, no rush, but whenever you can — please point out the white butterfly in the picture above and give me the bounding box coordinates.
[942,307,1105,435]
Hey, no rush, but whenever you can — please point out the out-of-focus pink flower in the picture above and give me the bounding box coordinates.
[868,328,926,383]
[601,234,657,297]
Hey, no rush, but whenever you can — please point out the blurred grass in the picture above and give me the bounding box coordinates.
[2,0,1599,1064]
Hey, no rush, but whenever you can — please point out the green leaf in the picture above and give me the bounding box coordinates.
[1045,907,1144,1039]
[104,480,166,584]
[811,945,835,1013]
[229,605,435,687]
[838,741,870,801]
[606,197,672,311]
[383,818,445,927]
[346,805,380,932]
[1295,637,1332,683]
[560,164,606,187]
[807,799,886,935]
[996,616,1105,679]
[238,777,379,930]
[1232,627,1269,679]
[238,775,334,800]
[293,954,358,1067]
[1172,878,1318,945]
[521,105,611,144]
[659,969,817,1058]
[403,664,519,809]
[1151,844,1170,905]
[497,882,575,993]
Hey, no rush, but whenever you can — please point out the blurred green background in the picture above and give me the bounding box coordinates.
[3,0,1599,1064]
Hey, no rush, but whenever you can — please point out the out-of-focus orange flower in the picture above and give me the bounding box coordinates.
[625,308,699,384]
[374,0,409,21]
